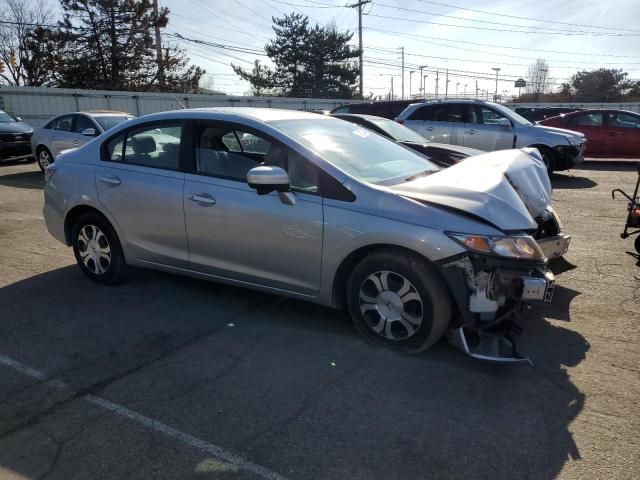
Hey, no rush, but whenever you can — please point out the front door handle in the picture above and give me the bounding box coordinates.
[424,126,435,132]
[98,174,121,186]
[608,131,618,137]
[466,129,476,135]
[187,193,216,206]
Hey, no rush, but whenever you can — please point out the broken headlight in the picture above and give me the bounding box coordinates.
[446,233,546,261]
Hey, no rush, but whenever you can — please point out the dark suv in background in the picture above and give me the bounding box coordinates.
[0,110,34,162]
[331,100,421,119]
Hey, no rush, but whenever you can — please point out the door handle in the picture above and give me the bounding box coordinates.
[72,140,80,145]
[466,129,476,134]
[608,131,618,136]
[187,193,216,206]
[98,175,121,186]
[424,126,434,131]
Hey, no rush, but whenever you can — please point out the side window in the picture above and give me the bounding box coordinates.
[195,126,263,180]
[288,151,319,194]
[74,115,97,133]
[479,106,508,125]
[53,115,74,132]
[407,105,435,121]
[238,132,271,154]
[609,112,640,129]
[106,134,125,162]
[118,123,182,170]
[571,113,603,127]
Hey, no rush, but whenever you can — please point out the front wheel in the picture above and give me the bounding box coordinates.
[635,235,640,255]
[346,251,453,353]
[37,147,53,172]
[534,145,556,174]
[71,212,128,284]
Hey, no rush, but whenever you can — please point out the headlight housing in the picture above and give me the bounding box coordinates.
[447,232,546,261]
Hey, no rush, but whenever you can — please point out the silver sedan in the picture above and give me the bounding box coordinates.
[43,108,569,361]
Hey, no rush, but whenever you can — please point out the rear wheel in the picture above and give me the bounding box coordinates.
[36,147,53,172]
[71,212,128,284]
[346,251,452,353]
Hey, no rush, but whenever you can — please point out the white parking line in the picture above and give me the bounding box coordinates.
[0,354,289,480]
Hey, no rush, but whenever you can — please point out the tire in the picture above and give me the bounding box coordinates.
[535,145,556,174]
[635,235,640,255]
[346,250,453,353]
[36,147,53,172]
[71,211,128,284]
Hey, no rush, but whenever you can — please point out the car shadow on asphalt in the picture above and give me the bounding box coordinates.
[551,172,598,189]
[0,264,588,479]
[0,169,44,190]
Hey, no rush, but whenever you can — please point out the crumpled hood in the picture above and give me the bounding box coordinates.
[389,149,552,232]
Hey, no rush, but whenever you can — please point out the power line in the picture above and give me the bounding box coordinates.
[413,0,640,34]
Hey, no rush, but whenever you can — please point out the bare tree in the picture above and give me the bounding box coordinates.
[0,0,53,85]
[525,59,550,102]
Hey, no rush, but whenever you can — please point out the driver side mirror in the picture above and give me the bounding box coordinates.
[81,128,97,137]
[247,165,290,195]
[497,118,512,129]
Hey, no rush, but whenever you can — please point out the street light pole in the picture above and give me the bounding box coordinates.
[445,69,449,98]
[409,70,415,99]
[492,67,501,102]
[455,82,459,96]
[435,69,439,97]
[423,74,428,98]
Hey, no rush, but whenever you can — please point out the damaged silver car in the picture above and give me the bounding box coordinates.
[43,108,570,362]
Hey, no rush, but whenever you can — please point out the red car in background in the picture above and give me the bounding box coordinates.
[539,109,640,158]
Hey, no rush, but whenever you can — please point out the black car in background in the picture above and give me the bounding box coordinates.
[513,106,583,123]
[331,100,420,119]
[0,110,34,161]
[332,113,484,168]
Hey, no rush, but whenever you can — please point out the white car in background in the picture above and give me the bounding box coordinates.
[31,110,134,170]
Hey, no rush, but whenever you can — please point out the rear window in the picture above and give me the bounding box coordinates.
[93,115,134,132]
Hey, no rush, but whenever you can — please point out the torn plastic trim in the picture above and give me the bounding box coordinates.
[448,326,532,365]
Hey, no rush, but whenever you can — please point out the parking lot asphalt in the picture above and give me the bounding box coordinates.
[0,158,638,480]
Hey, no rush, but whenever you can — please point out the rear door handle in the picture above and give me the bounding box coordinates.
[466,129,475,135]
[424,126,435,132]
[187,193,216,206]
[608,131,618,136]
[98,175,121,186]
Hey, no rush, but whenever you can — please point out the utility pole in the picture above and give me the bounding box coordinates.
[400,47,405,99]
[445,69,449,98]
[348,0,371,98]
[391,76,394,100]
[435,69,439,97]
[492,67,501,102]
[152,0,164,87]
[418,65,426,96]
[423,75,428,98]
[409,70,415,99]
[475,79,478,99]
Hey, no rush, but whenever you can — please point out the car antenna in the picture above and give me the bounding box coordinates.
[174,97,186,109]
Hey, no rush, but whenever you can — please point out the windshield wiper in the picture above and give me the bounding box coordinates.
[405,170,434,182]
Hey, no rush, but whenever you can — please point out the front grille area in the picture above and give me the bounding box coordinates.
[0,132,32,142]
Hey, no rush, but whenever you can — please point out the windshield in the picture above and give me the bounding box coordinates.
[0,111,16,122]
[494,104,532,126]
[271,118,440,185]
[367,117,429,143]
[93,115,133,131]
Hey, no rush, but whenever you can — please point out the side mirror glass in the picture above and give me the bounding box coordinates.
[247,165,290,195]
[81,128,96,136]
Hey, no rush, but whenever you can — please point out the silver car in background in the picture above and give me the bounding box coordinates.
[31,110,133,170]
[397,99,586,172]
[43,108,570,362]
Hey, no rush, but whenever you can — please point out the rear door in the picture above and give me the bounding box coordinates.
[463,105,514,151]
[566,112,606,156]
[183,121,324,294]
[402,104,466,144]
[95,121,188,268]
[606,111,640,157]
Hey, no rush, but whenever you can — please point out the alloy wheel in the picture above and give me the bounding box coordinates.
[77,224,111,275]
[38,150,51,170]
[359,270,424,341]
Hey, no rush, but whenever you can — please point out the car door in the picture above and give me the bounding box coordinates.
[95,121,188,268]
[72,114,100,147]
[567,112,606,156]
[606,111,640,157]
[463,105,514,151]
[402,104,464,144]
[50,114,78,156]
[183,121,323,294]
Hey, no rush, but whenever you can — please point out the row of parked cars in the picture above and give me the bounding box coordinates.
[332,99,640,165]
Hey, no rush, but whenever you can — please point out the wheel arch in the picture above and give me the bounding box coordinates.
[64,205,111,246]
[331,243,446,310]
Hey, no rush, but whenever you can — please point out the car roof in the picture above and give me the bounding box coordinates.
[82,110,133,117]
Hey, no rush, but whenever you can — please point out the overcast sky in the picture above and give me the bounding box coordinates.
[159,0,640,98]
